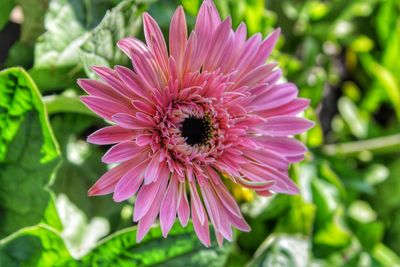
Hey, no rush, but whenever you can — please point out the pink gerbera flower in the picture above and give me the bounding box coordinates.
[79,0,313,247]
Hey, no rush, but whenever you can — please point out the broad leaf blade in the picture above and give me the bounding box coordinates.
[0,67,61,239]
[79,0,150,79]
[0,225,73,267]
[80,223,232,267]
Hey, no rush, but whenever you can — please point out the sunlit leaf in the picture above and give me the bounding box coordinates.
[80,223,232,267]
[0,225,73,267]
[0,67,61,239]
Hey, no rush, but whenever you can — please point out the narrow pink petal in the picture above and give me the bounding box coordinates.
[143,13,169,72]
[259,98,310,117]
[114,65,152,100]
[77,79,129,104]
[240,164,300,194]
[169,6,187,69]
[251,28,280,67]
[203,17,232,71]
[117,37,148,56]
[144,153,163,184]
[251,83,298,111]
[102,141,144,164]
[134,165,169,221]
[112,113,151,130]
[286,154,305,163]
[235,63,277,89]
[227,212,251,232]
[191,195,210,247]
[212,181,242,218]
[258,116,314,136]
[182,32,198,74]
[177,182,190,226]
[80,96,132,120]
[160,175,179,237]
[88,160,135,196]
[243,148,289,171]
[91,66,137,99]
[194,0,221,67]
[113,160,147,202]
[135,133,152,147]
[189,181,205,225]
[254,136,307,156]
[131,100,155,115]
[87,126,134,145]
[136,176,169,242]
[201,182,232,240]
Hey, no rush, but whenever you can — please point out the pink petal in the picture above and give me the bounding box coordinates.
[203,17,232,71]
[160,175,179,237]
[87,126,134,145]
[91,66,137,99]
[189,181,205,225]
[114,65,152,100]
[88,160,135,196]
[134,165,169,221]
[254,136,307,156]
[200,182,232,241]
[144,153,163,184]
[136,175,169,242]
[77,79,129,105]
[102,141,144,164]
[169,6,187,69]
[113,160,147,202]
[259,98,310,117]
[80,96,132,120]
[251,28,280,67]
[112,113,151,130]
[143,13,169,73]
[243,148,289,171]
[191,194,210,247]
[251,83,298,111]
[258,116,314,136]
[194,0,221,66]
[212,181,242,218]
[177,182,190,226]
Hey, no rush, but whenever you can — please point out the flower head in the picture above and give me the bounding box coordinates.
[79,0,313,247]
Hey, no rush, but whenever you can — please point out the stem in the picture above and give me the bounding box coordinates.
[321,134,400,156]
[44,95,94,116]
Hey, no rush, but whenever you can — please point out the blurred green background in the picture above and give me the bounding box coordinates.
[1,0,400,266]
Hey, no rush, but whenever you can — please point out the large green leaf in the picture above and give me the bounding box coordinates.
[0,67,61,239]
[0,225,73,267]
[79,223,232,267]
[79,0,150,79]
[32,0,151,91]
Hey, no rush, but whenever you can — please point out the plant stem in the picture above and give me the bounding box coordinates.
[322,134,400,156]
[44,95,94,116]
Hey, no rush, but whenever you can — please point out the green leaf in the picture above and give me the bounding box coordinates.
[79,0,150,79]
[34,0,88,69]
[360,54,400,120]
[0,225,73,267]
[247,234,311,267]
[0,67,61,239]
[79,223,232,267]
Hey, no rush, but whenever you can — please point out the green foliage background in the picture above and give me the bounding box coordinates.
[0,0,400,266]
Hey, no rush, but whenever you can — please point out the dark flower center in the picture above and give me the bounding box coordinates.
[181,116,212,146]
